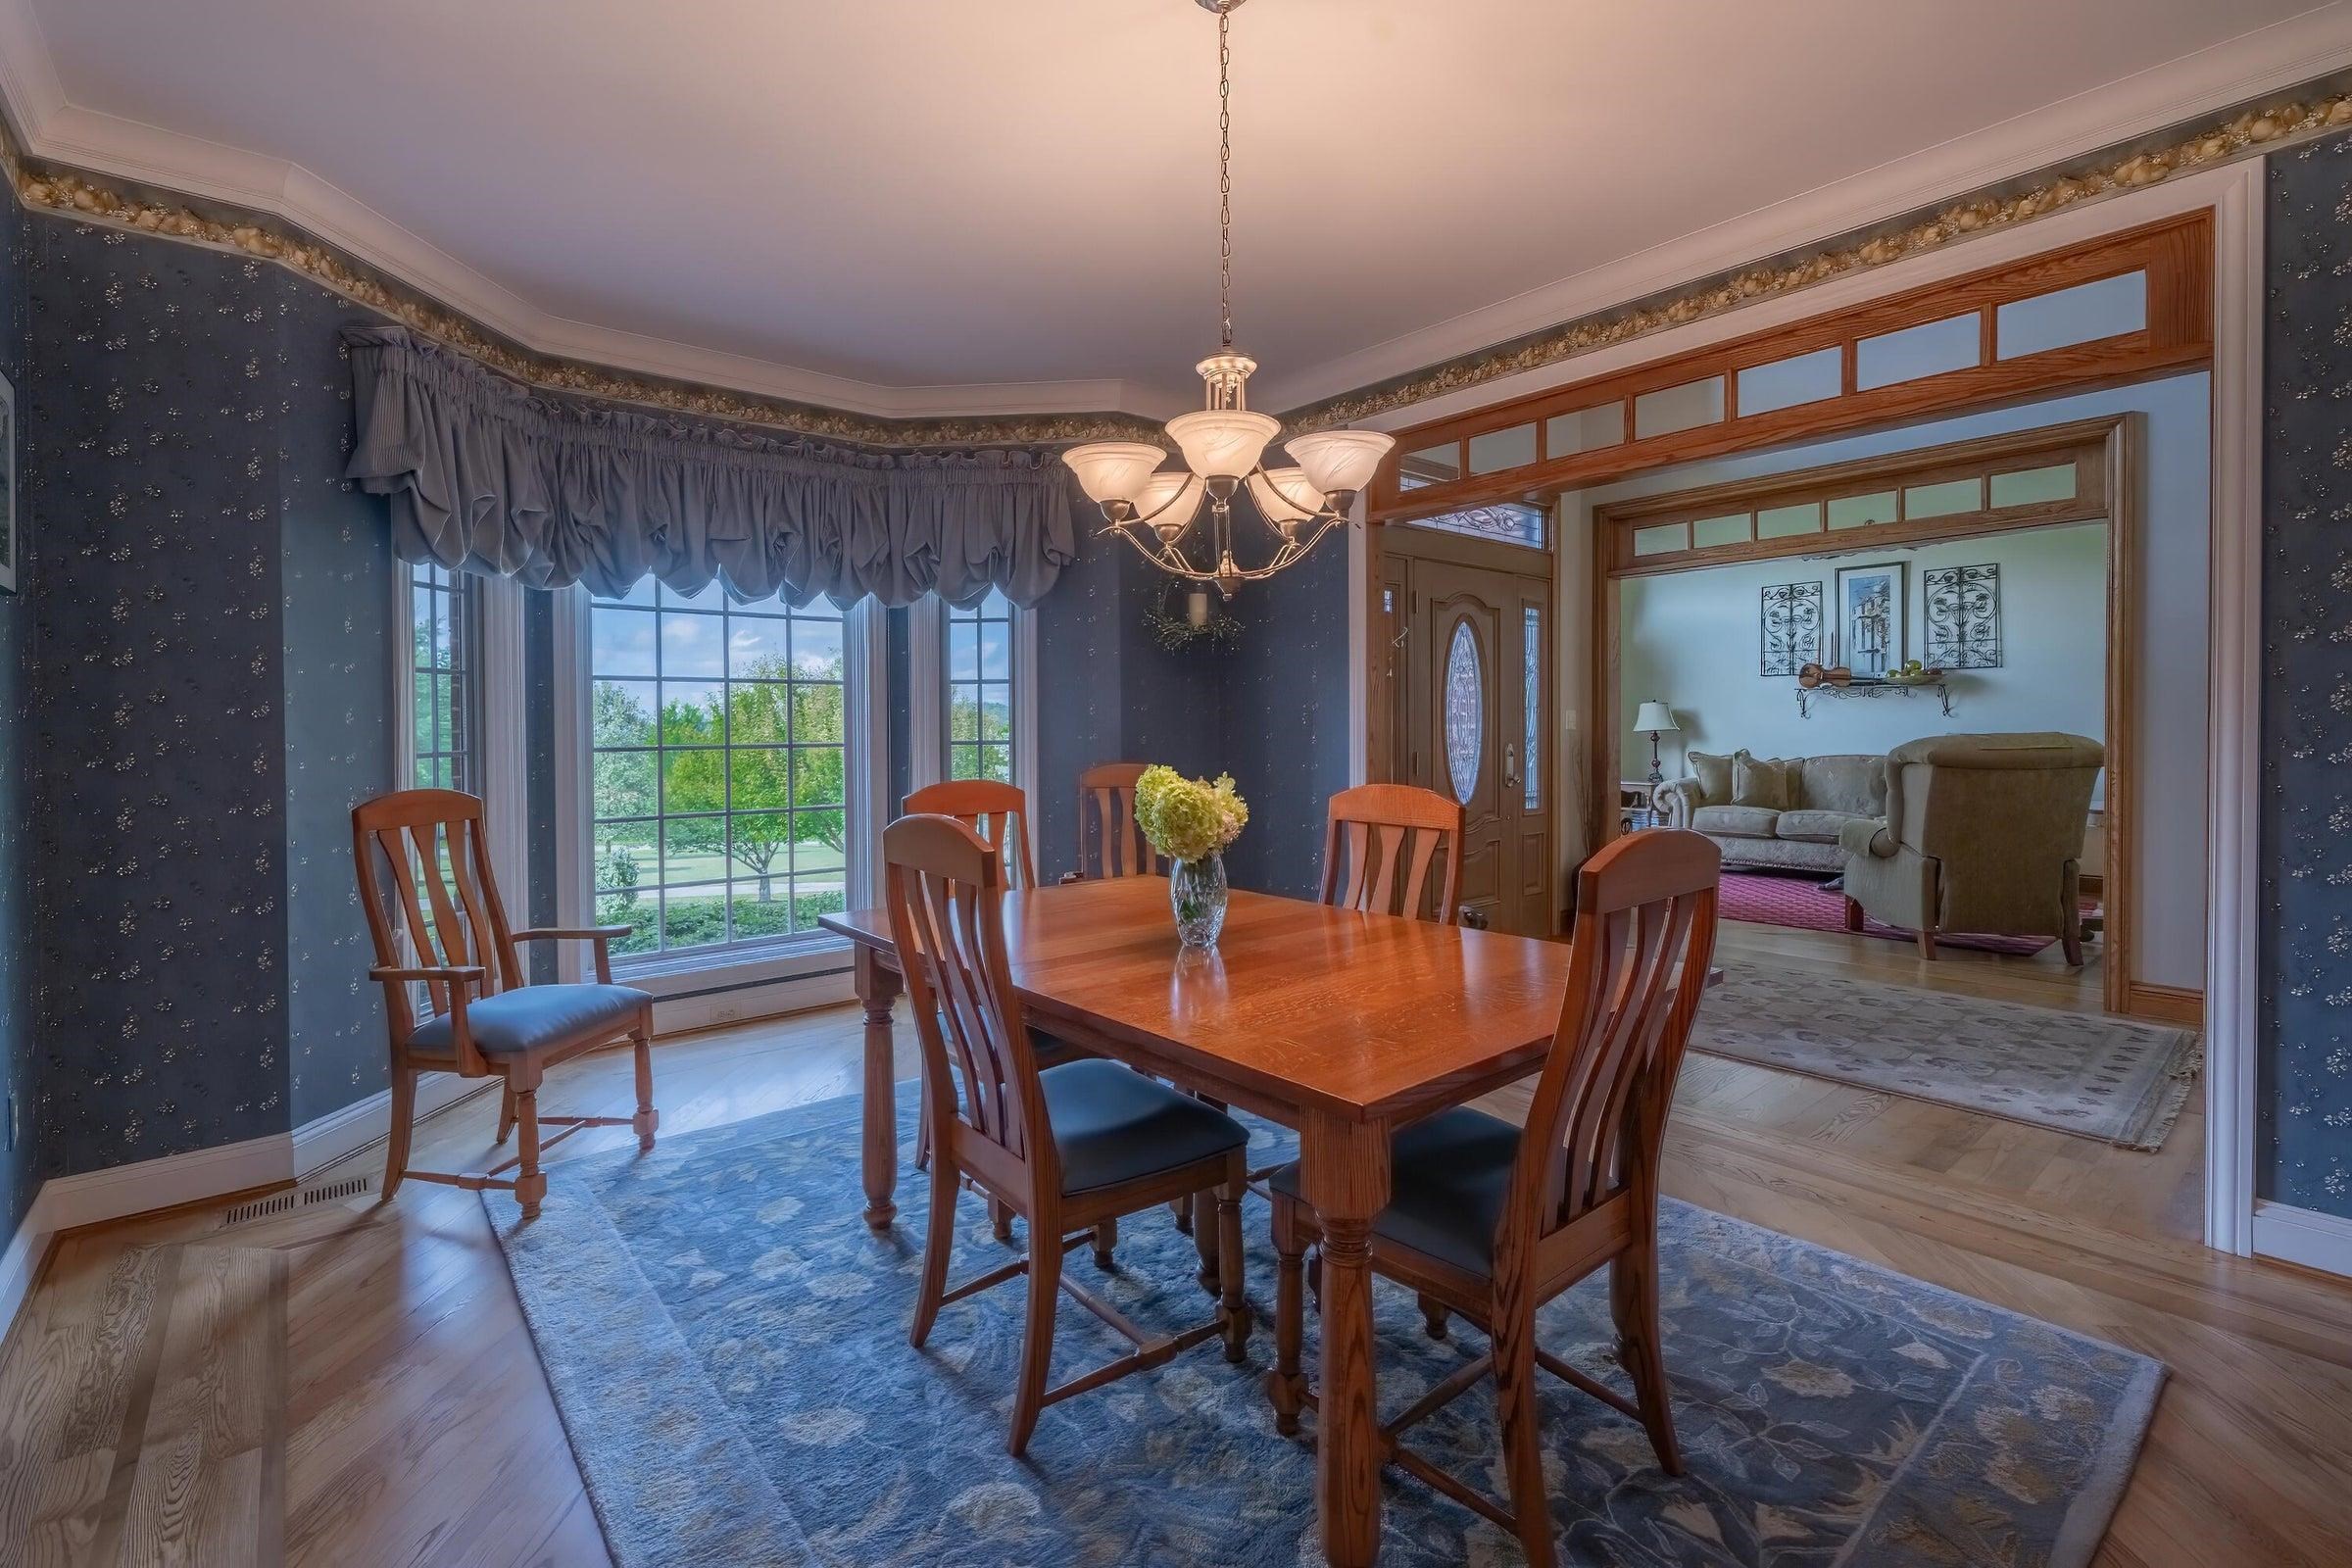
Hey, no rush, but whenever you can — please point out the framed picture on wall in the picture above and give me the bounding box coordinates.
[1759,580,1823,676]
[1833,561,1905,677]
[1922,562,2001,668]
[0,368,14,595]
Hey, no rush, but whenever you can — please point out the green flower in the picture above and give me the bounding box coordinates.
[1135,764,1249,863]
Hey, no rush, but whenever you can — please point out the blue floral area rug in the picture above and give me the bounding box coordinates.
[488,1088,2162,1567]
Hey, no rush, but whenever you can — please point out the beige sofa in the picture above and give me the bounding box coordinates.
[1656,751,1886,873]
[1838,732,2103,961]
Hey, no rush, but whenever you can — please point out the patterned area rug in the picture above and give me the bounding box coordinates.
[1720,868,2071,956]
[491,1087,2163,1568]
[1694,958,2199,1149]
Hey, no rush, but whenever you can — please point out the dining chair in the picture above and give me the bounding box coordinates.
[1206,779,1475,1219]
[903,778,1036,889]
[900,779,1073,1249]
[888,812,1252,1456]
[1265,827,1720,1566]
[1073,761,1158,879]
[352,789,657,1219]
[1320,782,1464,923]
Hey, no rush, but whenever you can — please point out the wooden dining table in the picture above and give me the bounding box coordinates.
[819,874,1583,1566]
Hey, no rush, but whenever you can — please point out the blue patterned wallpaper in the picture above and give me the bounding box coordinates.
[1031,500,1234,885]
[279,280,396,1128]
[2259,129,2352,1220]
[1217,534,1350,899]
[1025,490,1349,899]
[0,182,34,1235]
[19,217,406,1179]
[26,223,296,1171]
[1034,508,1134,882]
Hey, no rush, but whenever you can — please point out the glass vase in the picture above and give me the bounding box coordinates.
[1169,854,1229,949]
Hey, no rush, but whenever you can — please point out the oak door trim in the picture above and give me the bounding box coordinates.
[1587,413,2139,1017]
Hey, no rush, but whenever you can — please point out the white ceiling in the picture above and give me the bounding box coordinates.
[9,0,2345,414]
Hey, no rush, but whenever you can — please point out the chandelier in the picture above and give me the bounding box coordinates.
[1059,0,1395,598]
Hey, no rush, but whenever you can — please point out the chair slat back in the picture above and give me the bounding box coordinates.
[904,779,1036,890]
[351,790,521,1035]
[1076,761,1157,878]
[1511,829,1719,1245]
[885,813,1052,1182]
[1319,783,1464,923]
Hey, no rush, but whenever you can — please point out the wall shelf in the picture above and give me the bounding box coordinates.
[1795,679,1953,719]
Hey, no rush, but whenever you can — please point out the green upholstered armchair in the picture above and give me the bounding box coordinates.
[1838,732,2104,962]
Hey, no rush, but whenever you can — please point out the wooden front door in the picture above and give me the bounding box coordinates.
[1379,532,1554,935]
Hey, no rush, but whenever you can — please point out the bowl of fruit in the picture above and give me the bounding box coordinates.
[1885,660,1942,686]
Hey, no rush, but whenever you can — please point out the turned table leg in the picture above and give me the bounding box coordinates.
[857,947,905,1231]
[1301,1111,1392,1567]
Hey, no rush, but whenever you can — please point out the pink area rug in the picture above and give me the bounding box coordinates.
[1720,868,2067,957]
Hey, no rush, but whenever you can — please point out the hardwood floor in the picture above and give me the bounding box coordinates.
[2,922,2345,1566]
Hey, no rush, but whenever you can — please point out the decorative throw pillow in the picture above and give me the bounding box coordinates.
[1732,751,1798,810]
[1686,750,1735,806]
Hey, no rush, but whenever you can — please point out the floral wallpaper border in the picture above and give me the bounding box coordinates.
[1,78,2348,446]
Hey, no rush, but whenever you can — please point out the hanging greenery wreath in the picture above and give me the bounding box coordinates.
[1143,579,1247,652]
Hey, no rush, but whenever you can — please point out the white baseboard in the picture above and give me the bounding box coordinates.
[0,1200,49,1352]
[2,1007,814,1344]
[0,1131,291,1348]
[2250,1200,2352,1279]
[38,1133,291,1234]
[291,1074,494,1179]
[3,1074,506,1347]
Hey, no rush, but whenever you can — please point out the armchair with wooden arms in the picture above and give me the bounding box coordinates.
[352,788,659,1217]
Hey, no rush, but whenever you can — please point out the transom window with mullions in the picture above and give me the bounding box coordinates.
[587,583,851,961]
[947,590,1015,783]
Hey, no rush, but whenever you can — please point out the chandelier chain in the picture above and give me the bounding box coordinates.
[1057,0,1394,598]
[1217,7,1233,351]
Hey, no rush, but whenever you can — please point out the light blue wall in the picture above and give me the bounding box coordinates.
[1568,371,2211,988]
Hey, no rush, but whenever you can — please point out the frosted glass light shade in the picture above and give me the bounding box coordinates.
[1632,701,1679,734]
[1135,470,1204,537]
[1166,409,1281,480]
[1062,441,1166,505]
[1285,429,1395,495]
[1246,466,1323,525]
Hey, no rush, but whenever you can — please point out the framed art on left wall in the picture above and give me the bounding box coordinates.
[0,368,15,594]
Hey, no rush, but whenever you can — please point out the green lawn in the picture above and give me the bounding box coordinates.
[593,836,845,892]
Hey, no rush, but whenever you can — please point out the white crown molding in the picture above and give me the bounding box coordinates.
[0,0,62,140]
[0,2,2342,427]
[1255,3,2352,412]
[0,21,1182,422]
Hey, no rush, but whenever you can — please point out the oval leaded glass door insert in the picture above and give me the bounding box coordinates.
[1444,618,1483,804]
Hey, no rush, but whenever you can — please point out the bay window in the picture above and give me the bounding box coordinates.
[911,589,1035,794]
[581,583,858,963]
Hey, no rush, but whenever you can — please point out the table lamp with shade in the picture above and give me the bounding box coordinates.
[1633,701,1680,785]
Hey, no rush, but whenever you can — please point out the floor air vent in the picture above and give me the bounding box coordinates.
[220,1173,375,1227]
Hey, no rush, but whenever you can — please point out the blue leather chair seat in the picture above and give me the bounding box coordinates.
[1270,1105,1521,1277]
[411,983,647,1058]
[1041,1058,1249,1196]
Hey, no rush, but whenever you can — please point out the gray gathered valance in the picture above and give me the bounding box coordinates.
[342,323,1076,607]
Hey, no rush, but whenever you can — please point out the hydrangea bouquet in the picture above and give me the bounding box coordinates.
[1134,765,1249,947]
